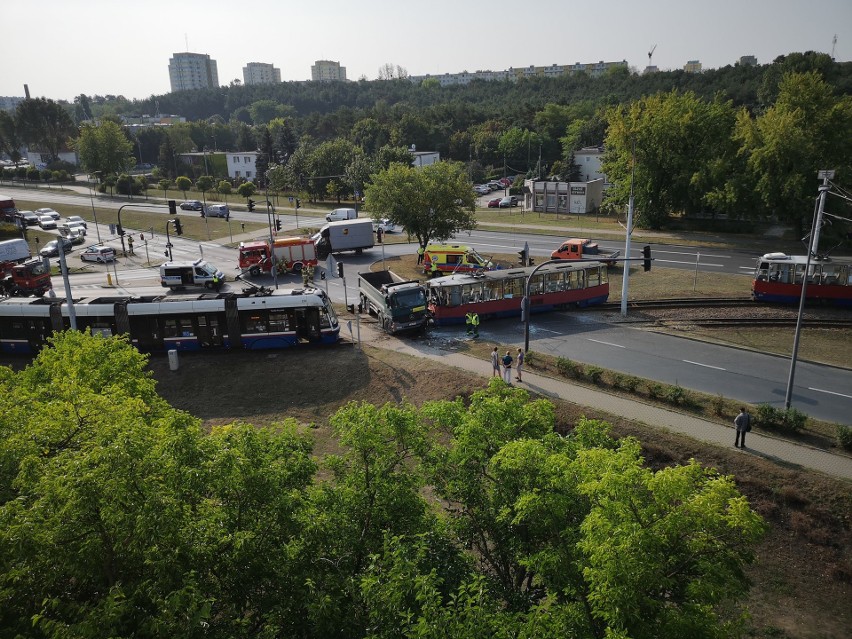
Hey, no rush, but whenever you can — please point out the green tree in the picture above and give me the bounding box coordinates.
[603,90,738,228]
[15,97,76,163]
[308,138,359,202]
[175,175,192,200]
[216,179,232,201]
[0,110,24,165]
[196,175,214,209]
[736,70,852,236]
[158,178,171,200]
[75,121,134,177]
[237,181,257,206]
[365,160,476,250]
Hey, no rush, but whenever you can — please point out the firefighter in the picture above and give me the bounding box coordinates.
[466,312,475,335]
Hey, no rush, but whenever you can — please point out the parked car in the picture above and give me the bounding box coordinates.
[35,207,61,220]
[39,238,73,258]
[180,200,203,211]
[80,245,116,263]
[474,185,491,195]
[38,215,57,229]
[66,229,86,245]
[20,211,39,226]
[372,218,397,233]
[487,181,503,191]
[499,177,513,188]
[499,196,518,208]
[66,215,88,228]
[487,198,502,208]
[59,221,87,237]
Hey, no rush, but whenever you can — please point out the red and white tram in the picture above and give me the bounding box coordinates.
[427,261,609,326]
[752,252,852,307]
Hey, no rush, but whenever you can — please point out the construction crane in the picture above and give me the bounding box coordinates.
[648,44,657,68]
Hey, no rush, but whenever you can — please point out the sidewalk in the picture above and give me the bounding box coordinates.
[360,325,852,481]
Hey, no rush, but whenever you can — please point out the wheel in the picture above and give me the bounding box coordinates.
[292,262,303,273]
[250,266,261,277]
[205,281,213,290]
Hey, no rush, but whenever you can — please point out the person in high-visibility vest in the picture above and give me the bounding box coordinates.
[429,261,440,277]
[417,245,425,265]
[471,312,480,337]
[465,312,475,335]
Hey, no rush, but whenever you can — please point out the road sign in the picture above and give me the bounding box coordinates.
[288,196,294,203]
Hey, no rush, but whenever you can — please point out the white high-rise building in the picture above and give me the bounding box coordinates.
[168,52,219,92]
[243,62,282,85]
[311,60,347,82]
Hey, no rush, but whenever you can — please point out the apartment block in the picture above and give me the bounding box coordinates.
[311,60,347,82]
[168,52,219,92]
[243,62,282,85]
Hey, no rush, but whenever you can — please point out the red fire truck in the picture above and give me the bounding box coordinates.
[0,239,52,297]
[238,237,318,277]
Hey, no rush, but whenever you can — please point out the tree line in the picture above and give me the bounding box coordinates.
[0,331,766,638]
[1,52,850,236]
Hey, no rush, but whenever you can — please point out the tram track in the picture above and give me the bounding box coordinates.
[596,297,754,311]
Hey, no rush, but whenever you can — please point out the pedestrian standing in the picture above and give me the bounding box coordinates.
[417,245,425,265]
[734,407,751,448]
[516,347,524,382]
[376,226,383,244]
[465,312,474,335]
[501,350,513,384]
[127,235,134,255]
[491,347,501,377]
[471,312,480,337]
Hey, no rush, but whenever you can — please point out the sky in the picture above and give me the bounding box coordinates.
[3,0,851,103]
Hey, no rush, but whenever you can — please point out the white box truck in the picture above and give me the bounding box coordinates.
[314,219,374,259]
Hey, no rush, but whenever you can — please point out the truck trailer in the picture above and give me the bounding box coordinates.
[314,219,374,259]
[358,270,429,335]
[0,239,52,297]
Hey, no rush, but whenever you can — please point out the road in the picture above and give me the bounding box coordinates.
[9,185,850,423]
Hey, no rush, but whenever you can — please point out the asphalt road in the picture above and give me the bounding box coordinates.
[10,185,850,423]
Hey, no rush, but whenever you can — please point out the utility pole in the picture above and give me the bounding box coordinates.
[784,170,833,409]
[620,141,636,317]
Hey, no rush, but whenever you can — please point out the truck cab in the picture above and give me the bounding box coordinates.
[551,238,619,265]
[160,259,224,291]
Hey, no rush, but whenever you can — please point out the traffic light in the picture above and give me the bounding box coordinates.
[337,261,344,278]
[643,245,652,271]
[116,224,124,236]
[518,248,527,267]
[295,198,301,209]
[172,218,183,236]
[275,218,282,231]
[168,200,177,215]
[247,199,256,212]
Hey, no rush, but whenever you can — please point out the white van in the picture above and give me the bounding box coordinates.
[326,207,357,222]
[160,259,225,290]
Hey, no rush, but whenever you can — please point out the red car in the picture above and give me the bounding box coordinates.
[487,198,501,208]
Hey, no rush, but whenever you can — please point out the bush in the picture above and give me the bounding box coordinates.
[664,384,692,407]
[585,365,604,385]
[755,404,807,433]
[836,425,852,451]
[647,383,665,400]
[523,351,536,367]
[556,357,579,378]
[711,394,727,416]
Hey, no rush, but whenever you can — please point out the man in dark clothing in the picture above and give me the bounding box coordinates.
[734,407,751,448]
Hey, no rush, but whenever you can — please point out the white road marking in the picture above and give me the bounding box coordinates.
[655,259,725,267]
[536,327,562,334]
[808,387,852,400]
[654,250,732,259]
[683,359,726,370]
[587,338,625,348]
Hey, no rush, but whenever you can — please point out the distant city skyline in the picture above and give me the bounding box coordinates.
[3,0,850,102]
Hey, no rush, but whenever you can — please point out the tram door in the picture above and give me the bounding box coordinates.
[128,316,163,351]
[196,314,224,347]
[294,308,321,342]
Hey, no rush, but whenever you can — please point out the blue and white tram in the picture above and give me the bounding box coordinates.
[0,287,340,354]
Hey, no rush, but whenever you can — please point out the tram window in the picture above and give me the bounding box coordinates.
[243,313,268,334]
[163,319,179,338]
[461,283,478,304]
[503,276,523,298]
[485,281,502,301]
[530,274,545,295]
[268,311,289,332]
[794,265,805,284]
[587,267,600,288]
[544,272,561,292]
[319,311,332,329]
